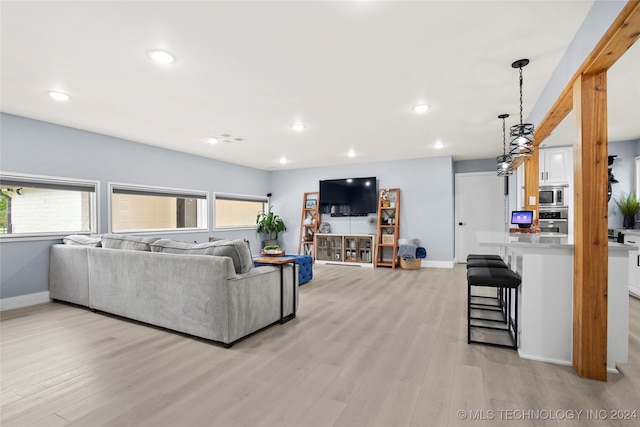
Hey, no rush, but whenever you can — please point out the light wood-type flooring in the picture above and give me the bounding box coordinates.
[2,264,639,426]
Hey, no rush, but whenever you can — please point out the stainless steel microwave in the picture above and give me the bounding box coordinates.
[539,186,566,207]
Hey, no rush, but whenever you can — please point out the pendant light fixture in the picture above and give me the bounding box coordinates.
[497,113,513,176]
[509,59,534,158]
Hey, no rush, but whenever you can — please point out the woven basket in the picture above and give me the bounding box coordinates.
[399,257,421,270]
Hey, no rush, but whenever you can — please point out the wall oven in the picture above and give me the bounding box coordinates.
[539,207,568,234]
[539,186,566,207]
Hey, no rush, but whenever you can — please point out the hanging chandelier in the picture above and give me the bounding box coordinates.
[509,59,534,158]
[497,113,513,176]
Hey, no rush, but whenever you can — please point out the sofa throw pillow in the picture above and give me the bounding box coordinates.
[151,239,253,274]
[101,234,160,252]
[63,234,102,247]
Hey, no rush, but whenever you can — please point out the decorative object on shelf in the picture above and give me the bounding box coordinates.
[496,113,513,176]
[260,245,285,256]
[305,199,317,209]
[256,208,286,247]
[318,222,331,234]
[380,189,390,207]
[615,192,640,229]
[382,234,395,244]
[509,59,534,158]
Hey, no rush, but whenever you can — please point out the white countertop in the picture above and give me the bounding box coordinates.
[477,231,635,252]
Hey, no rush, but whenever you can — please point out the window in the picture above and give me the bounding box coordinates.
[214,194,267,229]
[110,183,208,233]
[0,172,98,238]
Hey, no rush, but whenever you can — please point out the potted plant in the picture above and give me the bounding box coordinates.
[615,192,640,229]
[388,212,396,225]
[256,209,286,248]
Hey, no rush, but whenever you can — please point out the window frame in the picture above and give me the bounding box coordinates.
[213,192,268,231]
[0,171,99,242]
[108,181,209,235]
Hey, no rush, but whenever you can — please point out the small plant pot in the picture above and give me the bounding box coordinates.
[623,216,636,229]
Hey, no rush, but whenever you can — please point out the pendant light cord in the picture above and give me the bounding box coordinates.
[519,66,524,130]
[503,116,507,156]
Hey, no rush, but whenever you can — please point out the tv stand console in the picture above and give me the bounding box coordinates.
[315,234,375,267]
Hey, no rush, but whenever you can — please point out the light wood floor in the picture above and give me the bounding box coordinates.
[2,264,639,427]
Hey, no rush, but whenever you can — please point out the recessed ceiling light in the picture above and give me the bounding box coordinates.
[347,150,356,158]
[48,91,70,102]
[291,123,305,132]
[434,141,444,149]
[280,157,287,164]
[413,104,430,113]
[148,49,176,64]
[207,137,219,145]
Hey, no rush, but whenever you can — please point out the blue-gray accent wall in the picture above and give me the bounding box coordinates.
[453,158,495,174]
[609,139,640,229]
[0,113,270,299]
[1,113,456,300]
[269,156,456,263]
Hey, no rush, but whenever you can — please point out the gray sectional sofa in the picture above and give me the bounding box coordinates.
[49,235,298,346]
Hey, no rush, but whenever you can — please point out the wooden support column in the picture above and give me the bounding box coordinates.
[523,150,540,226]
[572,71,608,381]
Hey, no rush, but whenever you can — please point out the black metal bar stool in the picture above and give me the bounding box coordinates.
[467,266,521,349]
[466,256,509,316]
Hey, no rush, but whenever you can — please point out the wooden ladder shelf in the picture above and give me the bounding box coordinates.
[298,192,320,260]
[374,188,400,269]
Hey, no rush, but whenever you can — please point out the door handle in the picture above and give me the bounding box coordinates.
[459,222,465,226]
[541,172,544,181]
[545,172,549,180]
[637,254,639,267]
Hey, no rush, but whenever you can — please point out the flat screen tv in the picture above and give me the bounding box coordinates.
[319,177,377,216]
[511,210,533,228]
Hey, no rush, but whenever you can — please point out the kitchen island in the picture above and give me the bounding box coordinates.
[476,231,632,372]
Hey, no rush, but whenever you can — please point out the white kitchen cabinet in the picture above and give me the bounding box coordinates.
[540,147,572,185]
[623,231,640,298]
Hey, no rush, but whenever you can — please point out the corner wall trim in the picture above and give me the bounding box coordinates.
[1,291,50,311]
[423,260,454,269]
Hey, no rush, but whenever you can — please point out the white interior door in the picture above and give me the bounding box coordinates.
[455,172,506,262]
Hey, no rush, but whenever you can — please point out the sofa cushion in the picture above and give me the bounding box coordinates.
[63,234,102,247]
[151,239,253,274]
[101,234,160,251]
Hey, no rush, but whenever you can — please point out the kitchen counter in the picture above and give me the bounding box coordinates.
[476,231,630,373]
[477,231,634,251]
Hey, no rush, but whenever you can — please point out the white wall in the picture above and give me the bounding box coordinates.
[269,156,455,263]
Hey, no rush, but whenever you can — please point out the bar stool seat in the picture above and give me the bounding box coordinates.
[467,267,521,349]
[467,254,503,261]
[466,258,508,269]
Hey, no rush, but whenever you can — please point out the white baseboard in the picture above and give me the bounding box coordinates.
[422,260,455,269]
[315,260,374,268]
[518,350,619,374]
[1,291,50,311]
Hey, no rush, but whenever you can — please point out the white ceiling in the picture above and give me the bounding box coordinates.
[1,1,638,171]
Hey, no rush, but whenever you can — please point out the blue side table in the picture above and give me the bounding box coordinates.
[254,254,313,286]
